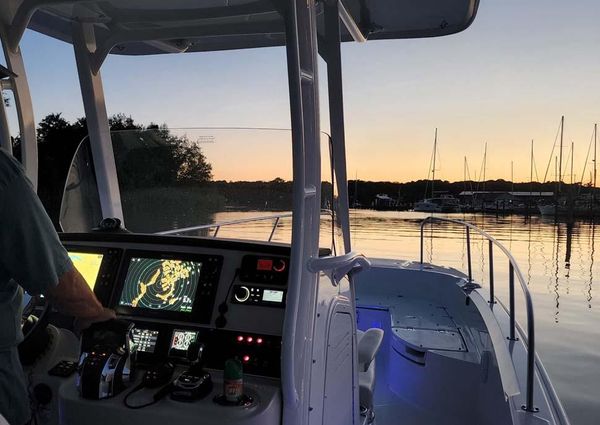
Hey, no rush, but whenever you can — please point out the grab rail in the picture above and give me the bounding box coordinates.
[419,216,538,413]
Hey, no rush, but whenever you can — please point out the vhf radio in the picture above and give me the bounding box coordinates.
[78,320,136,400]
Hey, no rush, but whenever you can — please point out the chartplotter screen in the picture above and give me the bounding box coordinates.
[68,252,104,290]
[118,257,202,313]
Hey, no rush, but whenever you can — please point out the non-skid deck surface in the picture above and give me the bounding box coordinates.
[389,298,466,352]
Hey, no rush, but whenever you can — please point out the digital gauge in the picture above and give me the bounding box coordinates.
[132,329,160,353]
[169,329,198,357]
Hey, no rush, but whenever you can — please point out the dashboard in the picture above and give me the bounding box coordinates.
[62,233,292,378]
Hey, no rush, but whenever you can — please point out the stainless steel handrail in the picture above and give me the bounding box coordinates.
[419,216,537,413]
[155,213,292,238]
[155,209,334,240]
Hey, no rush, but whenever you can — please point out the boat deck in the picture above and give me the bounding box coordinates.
[355,261,512,425]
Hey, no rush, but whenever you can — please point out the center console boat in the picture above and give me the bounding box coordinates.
[0,1,570,424]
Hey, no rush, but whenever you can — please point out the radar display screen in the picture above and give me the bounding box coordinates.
[119,257,202,313]
[68,252,103,290]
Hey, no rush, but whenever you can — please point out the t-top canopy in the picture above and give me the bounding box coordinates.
[2,0,478,58]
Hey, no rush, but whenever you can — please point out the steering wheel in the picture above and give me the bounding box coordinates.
[18,295,51,366]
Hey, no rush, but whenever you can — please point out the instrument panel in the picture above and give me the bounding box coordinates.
[61,233,291,378]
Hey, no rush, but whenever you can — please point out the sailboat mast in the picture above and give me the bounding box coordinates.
[530,140,534,195]
[511,160,514,193]
[559,115,564,192]
[594,123,597,202]
[354,171,358,207]
[482,142,487,192]
[431,128,437,198]
[555,156,558,194]
[570,141,574,186]
[464,156,467,191]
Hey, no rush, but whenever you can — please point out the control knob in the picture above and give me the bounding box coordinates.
[234,286,250,303]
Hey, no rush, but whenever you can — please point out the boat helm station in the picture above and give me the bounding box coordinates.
[0,1,572,425]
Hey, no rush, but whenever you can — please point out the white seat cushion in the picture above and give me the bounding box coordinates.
[357,328,384,411]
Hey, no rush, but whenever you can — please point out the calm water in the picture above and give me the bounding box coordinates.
[199,209,599,424]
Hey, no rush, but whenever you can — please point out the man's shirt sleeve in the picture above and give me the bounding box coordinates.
[0,153,73,295]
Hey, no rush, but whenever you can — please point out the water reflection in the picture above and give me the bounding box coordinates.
[589,224,595,308]
[347,210,596,310]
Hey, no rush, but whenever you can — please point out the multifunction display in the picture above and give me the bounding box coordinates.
[114,252,223,324]
[68,251,104,290]
[119,257,202,313]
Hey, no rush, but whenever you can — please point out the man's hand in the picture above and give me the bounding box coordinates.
[74,308,117,332]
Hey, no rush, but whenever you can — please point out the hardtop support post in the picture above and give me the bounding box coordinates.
[323,0,351,253]
[279,0,322,423]
[72,21,124,223]
[0,80,11,154]
[1,39,37,188]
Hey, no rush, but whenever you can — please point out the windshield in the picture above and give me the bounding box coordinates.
[60,127,341,250]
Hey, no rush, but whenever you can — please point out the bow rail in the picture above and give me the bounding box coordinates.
[419,216,537,413]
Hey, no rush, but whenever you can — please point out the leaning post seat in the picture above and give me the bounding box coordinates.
[357,328,384,419]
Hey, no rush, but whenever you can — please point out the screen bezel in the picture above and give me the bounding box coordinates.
[112,250,222,324]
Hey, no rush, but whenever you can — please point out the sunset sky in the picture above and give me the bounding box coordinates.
[4,0,600,183]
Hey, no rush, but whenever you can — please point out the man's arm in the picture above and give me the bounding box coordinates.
[45,267,115,322]
[0,150,113,324]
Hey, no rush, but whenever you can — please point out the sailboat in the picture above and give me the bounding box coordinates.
[414,129,460,213]
[539,121,600,217]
